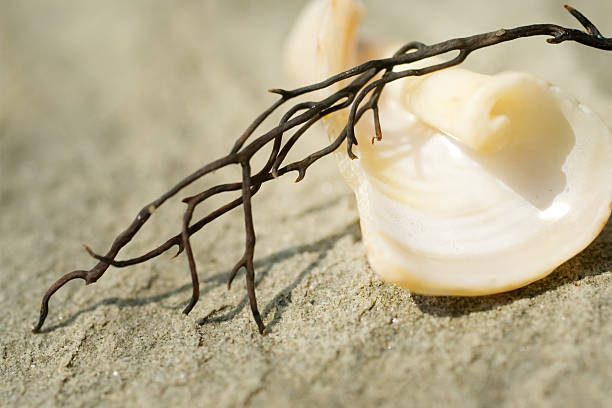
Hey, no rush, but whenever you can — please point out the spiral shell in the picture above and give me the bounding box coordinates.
[286,0,612,295]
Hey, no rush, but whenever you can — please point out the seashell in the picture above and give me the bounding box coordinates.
[285,0,612,295]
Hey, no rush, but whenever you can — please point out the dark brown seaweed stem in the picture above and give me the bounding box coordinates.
[370,42,426,144]
[33,6,611,333]
[238,161,265,333]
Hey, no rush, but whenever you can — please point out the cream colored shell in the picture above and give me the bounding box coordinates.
[285,0,612,295]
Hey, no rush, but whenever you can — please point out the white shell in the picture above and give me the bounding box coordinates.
[286,0,612,295]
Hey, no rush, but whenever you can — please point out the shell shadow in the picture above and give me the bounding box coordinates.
[410,216,611,317]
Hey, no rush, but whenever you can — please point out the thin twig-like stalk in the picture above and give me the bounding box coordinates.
[33,6,611,334]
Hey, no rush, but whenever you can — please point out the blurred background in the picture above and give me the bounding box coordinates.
[1,0,610,193]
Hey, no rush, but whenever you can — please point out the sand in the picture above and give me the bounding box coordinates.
[1,1,611,407]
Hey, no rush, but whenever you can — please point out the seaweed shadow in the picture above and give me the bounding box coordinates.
[40,196,608,331]
[199,220,361,332]
[40,195,358,333]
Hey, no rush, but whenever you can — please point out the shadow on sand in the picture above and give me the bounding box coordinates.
[40,204,610,332]
[39,196,360,333]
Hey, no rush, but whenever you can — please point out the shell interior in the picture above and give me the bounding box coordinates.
[285,0,612,295]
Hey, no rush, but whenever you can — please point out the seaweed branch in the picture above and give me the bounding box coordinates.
[33,5,611,334]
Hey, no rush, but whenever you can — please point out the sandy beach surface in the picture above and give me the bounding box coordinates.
[1,1,611,407]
